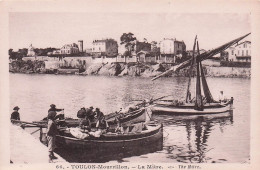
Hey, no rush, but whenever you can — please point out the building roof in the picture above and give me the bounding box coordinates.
[235,41,251,47]
[61,43,79,49]
[137,50,149,55]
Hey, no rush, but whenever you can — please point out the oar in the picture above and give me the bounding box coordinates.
[11,119,45,127]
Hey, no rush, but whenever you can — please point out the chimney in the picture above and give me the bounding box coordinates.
[78,40,83,52]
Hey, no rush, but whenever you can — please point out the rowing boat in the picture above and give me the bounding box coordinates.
[55,123,163,151]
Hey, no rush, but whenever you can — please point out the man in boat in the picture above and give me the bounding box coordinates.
[86,106,95,122]
[77,107,87,119]
[95,108,104,120]
[218,91,226,103]
[11,106,20,122]
[79,115,91,132]
[115,117,123,134]
[96,115,109,134]
[46,110,59,163]
[48,104,64,119]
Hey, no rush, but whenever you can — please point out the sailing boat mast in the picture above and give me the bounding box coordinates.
[194,40,203,111]
[185,36,197,103]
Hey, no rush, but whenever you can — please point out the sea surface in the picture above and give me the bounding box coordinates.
[9,73,250,163]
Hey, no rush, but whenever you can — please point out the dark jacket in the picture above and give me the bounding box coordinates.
[86,109,94,120]
[11,111,20,121]
[46,119,58,137]
[77,109,87,118]
[96,111,104,120]
[48,108,63,112]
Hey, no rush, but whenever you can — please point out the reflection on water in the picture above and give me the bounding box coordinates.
[10,74,250,163]
[154,111,233,163]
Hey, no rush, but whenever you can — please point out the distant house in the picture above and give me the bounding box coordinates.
[92,39,118,57]
[159,38,186,63]
[186,49,206,57]
[60,43,79,55]
[27,44,36,56]
[134,41,152,62]
[225,41,251,62]
[53,49,61,55]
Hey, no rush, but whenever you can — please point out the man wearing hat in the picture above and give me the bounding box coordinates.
[11,106,20,122]
[46,109,59,163]
[77,107,87,119]
[48,104,64,120]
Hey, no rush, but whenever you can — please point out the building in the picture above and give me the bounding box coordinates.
[60,43,79,55]
[134,41,152,62]
[225,41,251,62]
[186,49,207,57]
[159,38,186,63]
[78,40,83,52]
[92,39,118,57]
[160,38,186,55]
[27,44,36,56]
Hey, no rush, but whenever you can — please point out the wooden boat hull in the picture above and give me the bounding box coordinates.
[34,108,148,128]
[56,123,163,151]
[152,102,233,115]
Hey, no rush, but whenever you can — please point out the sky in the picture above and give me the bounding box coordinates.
[9,13,251,52]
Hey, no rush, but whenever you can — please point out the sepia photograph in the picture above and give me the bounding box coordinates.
[1,1,260,170]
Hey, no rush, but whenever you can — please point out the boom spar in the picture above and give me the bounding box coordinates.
[151,33,251,81]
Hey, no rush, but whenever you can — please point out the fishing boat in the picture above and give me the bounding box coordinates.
[54,122,163,152]
[34,106,153,128]
[151,33,250,115]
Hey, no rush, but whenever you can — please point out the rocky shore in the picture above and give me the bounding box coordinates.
[9,60,251,78]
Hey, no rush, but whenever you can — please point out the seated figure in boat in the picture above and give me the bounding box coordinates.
[115,117,123,134]
[79,116,91,132]
[218,91,227,103]
[96,115,109,134]
[172,100,184,106]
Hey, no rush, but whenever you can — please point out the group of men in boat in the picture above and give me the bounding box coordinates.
[46,104,110,162]
[76,106,109,132]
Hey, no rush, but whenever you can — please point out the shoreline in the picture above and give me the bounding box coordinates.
[9,60,251,78]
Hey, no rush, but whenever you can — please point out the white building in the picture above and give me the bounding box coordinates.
[60,43,79,55]
[92,40,106,53]
[92,39,118,57]
[159,38,186,55]
[226,41,251,62]
[27,44,36,56]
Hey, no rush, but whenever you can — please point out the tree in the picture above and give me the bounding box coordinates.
[18,48,28,57]
[120,33,136,60]
[105,39,118,57]
[150,41,160,58]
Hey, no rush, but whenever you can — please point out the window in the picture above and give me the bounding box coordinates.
[242,50,244,56]
[238,50,240,55]
[246,50,248,56]
[231,50,234,55]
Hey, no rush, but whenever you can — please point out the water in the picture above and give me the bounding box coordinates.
[10,73,250,163]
